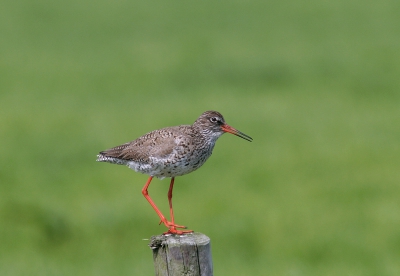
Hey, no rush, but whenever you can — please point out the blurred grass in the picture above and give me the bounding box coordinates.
[1,0,400,275]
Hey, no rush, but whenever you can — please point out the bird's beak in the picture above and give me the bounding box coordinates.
[221,124,253,142]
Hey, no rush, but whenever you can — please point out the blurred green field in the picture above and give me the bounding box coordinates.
[1,0,400,275]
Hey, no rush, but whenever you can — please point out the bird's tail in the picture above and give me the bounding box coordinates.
[96,153,108,162]
[96,153,129,165]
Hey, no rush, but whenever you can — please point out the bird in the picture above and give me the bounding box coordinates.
[96,110,252,235]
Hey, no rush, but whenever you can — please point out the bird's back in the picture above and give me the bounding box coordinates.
[97,125,215,178]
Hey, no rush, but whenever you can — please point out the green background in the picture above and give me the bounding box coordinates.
[1,0,400,275]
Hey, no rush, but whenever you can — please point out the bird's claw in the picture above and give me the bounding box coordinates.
[159,219,187,229]
[163,229,193,235]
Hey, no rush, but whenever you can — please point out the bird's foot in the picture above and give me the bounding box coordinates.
[158,219,193,234]
[163,227,194,235]
[159,219,188,229]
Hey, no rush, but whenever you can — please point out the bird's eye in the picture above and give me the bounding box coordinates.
[210,117,218,123]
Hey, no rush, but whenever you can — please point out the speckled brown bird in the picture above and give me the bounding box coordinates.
[96,110,252,234]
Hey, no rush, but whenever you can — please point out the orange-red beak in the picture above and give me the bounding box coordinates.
[221,124,253,142]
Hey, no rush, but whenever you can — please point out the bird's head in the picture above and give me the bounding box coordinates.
[194,111,253,142]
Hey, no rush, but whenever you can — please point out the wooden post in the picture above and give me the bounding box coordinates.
[149,232,213,276]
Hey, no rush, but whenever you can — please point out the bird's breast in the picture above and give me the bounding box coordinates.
[127,143,214,179]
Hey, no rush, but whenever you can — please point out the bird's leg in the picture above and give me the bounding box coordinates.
[167,177,176,226]
[141,176,188,232]
[164,177,193,235]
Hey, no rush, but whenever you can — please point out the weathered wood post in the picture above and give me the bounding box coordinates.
[149,232,213,276]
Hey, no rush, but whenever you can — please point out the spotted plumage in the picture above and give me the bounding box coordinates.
[96,110,252,235]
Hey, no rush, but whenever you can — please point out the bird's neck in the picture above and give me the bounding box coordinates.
[192,127,222,145]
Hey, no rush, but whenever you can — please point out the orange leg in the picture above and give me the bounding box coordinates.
[167,177,176,226]
[167,177,193,234]
[141,176,192,234]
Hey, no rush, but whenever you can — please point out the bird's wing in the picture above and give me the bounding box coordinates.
[100,128,179,163]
